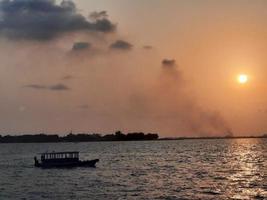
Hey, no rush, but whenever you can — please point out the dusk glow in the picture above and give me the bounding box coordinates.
[0,0,266,137]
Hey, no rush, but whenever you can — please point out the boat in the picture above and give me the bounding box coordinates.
[34,151,99,168]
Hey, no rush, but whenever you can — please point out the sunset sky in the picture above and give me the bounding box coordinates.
[0,0,267,137]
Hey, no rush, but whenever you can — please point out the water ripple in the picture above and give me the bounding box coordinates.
[0,138,266,199]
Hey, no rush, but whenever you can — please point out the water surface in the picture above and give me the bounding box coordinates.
[0,139,266,199]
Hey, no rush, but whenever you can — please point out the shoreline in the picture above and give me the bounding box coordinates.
[0,135,266,144]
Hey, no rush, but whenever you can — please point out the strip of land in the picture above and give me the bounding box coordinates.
[0,131,266,143]
[0,131,159,143]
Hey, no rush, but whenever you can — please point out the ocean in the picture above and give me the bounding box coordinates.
[0,138,266,200]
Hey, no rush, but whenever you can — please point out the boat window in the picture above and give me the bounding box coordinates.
[40,152,80,159]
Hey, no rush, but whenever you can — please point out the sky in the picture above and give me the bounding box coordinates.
[0,0,266,137]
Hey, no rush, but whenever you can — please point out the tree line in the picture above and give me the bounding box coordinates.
[0,131,159,143]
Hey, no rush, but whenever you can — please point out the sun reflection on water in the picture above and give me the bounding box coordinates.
[227,139,266,199]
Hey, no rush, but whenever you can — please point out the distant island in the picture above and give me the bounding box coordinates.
[0,131,266,143]
[0,131,159,143]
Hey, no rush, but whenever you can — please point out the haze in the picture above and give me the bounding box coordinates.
[0,0,266,137]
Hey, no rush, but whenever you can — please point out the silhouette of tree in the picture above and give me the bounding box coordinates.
[0,131,159,143]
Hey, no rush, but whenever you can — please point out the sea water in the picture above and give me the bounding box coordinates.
[0,139,266,200]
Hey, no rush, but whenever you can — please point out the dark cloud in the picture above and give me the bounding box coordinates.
[49,84,70,91]
[24,83,70,91]
[143,45,153,50]
[162,59,176,67]
[110,40,133,50]
[62,75,74,80]
[89,11,108,21]
[0,0,116,40]
[72,42,91,51]
[161,59,181,80]
[24,84,47,90]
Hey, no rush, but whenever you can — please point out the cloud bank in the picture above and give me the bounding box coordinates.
[110,40,133,50]
[24,83,70,91]
[72,42,91,51]
[0,0,116,40]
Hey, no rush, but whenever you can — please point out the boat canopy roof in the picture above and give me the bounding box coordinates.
[40,151,79,156]
[40,151,79,159]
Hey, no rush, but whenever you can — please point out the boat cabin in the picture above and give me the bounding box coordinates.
[40,152,79,163]
[34,151,99,168]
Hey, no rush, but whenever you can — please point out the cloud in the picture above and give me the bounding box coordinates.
[72,42,91,51]
[110,40,133,50]
[24,84,47,89]
[160,59,182,81]
[89,11,108,21]
[0,0,116,40]
[143,45,153,50]
[62,75,74,80]
[49,84,70,91]
[162,59,176,67]
[24,83,70,91]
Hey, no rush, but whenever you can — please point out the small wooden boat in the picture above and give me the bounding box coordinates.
[34,151,99,168]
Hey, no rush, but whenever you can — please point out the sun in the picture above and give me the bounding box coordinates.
[237,74,248,84]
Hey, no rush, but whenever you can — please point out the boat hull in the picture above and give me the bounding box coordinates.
[35,159,99,168]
